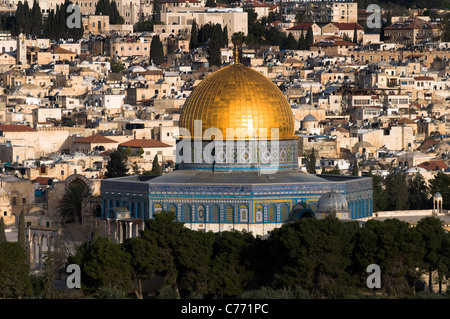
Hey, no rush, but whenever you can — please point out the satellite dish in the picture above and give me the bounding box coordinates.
[355,152,361,158]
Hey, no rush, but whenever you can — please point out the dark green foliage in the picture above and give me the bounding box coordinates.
[297,30,307,50]
[384,168,409,210]
[441,14,450,42]
[105,148,129,178]
[207,36,222,67]
[18,210,25,249]
[354,219,423,296]
[69,236,133,294]
[353,24,358,44]
[0,242,32,298]
[321,164,342,175]
[134,20,163,32]
[109,58,124,73]
[408,173,430,210]
[0,217,6,244]
[428,171,450,209]
[352,159,359,176]
[150,35,164,65]
[305,148,316,174]
[189,19,199,49]
[43,1,84,41]
[205,0,216,7]
[285,33,297,50]
[366,169,388,212]
[153,0,161,19]
[305,26,314,47]
[268,216,359,298]
[415,217,447,293]
[150,155,162,175]
[58,184,90,224]
[95,0,124,24]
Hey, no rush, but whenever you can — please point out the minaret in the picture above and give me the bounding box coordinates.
[16,33,27,65]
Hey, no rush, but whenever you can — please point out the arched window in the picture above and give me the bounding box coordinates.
[256,205,263,222]
[169,204,177,214]
[197,205,205,222]
[239,205,248,222]
[182,204,191,222]
[154,203,163,213]
[281,204,289,222]
[225,205,234,222]
[268,205,276,222]
[210,205,219,222]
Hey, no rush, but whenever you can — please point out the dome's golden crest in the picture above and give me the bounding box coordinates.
[179,64,295,140]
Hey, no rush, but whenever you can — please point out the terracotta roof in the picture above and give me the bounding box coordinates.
[331,23,364,31]
[414,76,434,81]
[34,177,55,185]
[74,134,118,144]
[417,161,448,171]
[53,46,77,55]
[119,139,171,148]
[0,124,36,132]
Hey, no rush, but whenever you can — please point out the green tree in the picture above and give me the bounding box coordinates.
[18,209,25,249]
[109,58,124,73]
[297,30,306,50]
[305,26,314,48]
[268,216,359,298]
[366,169,388,212]
[351,159,359,176]
[205,0,216,7]
[150,154,162,175]
[95,0,124,24]
[0,242,32,298]
[150,34,164,65]
[207,36,221,67]
[305,148,316,174]
[408,173,430,210]
[153,0,161,20]
[69,236,133,294]
[354,219,422,296]
[58,184,90,224]
[428,171,450,209]
[105,148,129,178]
[352,24,358,44]
[0,217,6,244]
[30,0,42,35]
[384,168,409,210]
[414,217,447,293]
[285,33,297,50]
[190,19,199,49]
[321,164,342,175]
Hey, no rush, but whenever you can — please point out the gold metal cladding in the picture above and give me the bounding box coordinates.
[179,64,296,141]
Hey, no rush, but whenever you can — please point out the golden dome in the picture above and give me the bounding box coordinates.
[179,64,295,140]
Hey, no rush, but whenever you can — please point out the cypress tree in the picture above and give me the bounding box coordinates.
[351,159,359,176]
[353,24,358,44]
[297,30,306,50]
[18,210,25,249]
[0,217,6,244]
[190,19,199,49]
[305,26,314,48]
[153,0,161,20]
[150,155,162,175]
[222,25,228,47]
[207,35,221,67]
[31,0,42,36]
[150,35,164,65]
[285,33,297,50]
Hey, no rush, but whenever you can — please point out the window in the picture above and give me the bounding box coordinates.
[12,197,17,205]
[210,205,219,222]
[225,205,233,222]
[281,205,289,222]
[22,198,26,204]
[239,205,248,222]
[268,205,276,222]
[182,204,191,222]
[256,205,263,222]
[197,205,205,222]
[169,204,177,214]
[154,203,163,212]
